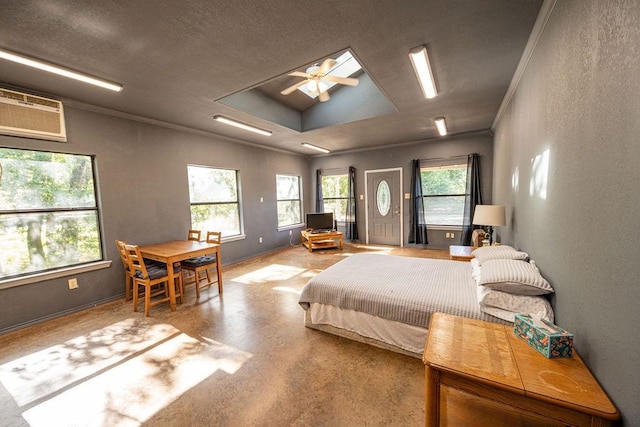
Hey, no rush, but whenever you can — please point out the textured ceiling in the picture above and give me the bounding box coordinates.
[0,0,542,155]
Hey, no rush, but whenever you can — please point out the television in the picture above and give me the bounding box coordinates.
[306,212,334,231]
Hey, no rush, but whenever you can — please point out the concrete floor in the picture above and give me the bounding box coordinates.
[0,243,449,427]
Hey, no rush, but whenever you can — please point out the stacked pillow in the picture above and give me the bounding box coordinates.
[471,245,554,323]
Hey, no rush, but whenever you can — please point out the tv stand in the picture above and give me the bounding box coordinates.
[301,230,343,252]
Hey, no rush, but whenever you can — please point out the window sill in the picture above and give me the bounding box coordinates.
[221,234,246,243]
[277,223,305,232]
[0,260,113,290]
[427,225,463,231]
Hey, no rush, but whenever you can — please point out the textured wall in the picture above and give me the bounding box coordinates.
[493,1,640,424]
[0,105,309,333]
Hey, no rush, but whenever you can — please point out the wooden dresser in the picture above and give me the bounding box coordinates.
[422,313,619,426]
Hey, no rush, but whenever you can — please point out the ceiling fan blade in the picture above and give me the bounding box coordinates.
[280,79,308,95]
[318,90,330,102]
[318,58,337,74]
[288,71,309,78]
[323,76,359,86]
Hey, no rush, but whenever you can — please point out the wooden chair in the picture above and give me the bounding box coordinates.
[125,244,184,316]
[187,229,201,241]
[181,231,222,298]
[115,240,135,301]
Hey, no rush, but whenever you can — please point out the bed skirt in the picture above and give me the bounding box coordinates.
[304,303,427,359]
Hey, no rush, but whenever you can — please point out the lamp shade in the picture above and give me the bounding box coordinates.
[472,205,506,227]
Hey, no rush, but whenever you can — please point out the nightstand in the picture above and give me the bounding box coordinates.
[448,245,476,261]
[422,313,619,426]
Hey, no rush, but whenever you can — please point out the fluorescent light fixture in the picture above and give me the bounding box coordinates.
[434,117,447,136]
[0,48,123,92]
[301,143,330,153]
[408,45,437,99]
[213,116,272,136]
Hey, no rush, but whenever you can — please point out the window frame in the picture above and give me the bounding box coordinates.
[320,173,349,224]
[420,162,468,228]
[187,165,245,240]
[275,174,304,230]
[0,147,107,285]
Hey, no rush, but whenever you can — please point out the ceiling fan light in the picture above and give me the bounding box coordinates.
[307,80,319,94]
[409,45,437,99]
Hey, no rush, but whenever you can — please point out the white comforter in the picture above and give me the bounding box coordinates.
[299,253,510,328]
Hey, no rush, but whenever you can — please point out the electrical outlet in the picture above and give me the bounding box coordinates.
[68,278,78,289]
[259,237,263,243]
[445,233,450,238]
[451,233,455,239]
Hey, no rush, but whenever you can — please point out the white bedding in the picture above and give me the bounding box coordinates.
[307,303,428,355]
[299,253,518,357]
[299,253,510,328]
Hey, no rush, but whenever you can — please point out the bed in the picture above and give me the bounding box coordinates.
[298,248,554,358]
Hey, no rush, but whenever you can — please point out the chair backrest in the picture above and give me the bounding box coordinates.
[206,231,221,244]
[115,240,129,271]
[188,229,201,241]
[124,244,149,279]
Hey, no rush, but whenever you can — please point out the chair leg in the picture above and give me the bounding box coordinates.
[133,280,139,312]
[144,284,151,317]
[125,275,132,301]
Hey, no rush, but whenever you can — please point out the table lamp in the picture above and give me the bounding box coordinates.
[472,205,506,246]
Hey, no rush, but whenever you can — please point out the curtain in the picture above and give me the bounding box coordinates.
[345,166,359,241]
[461,153,482,245]
[315,169,323,213]
[408,159,428,244]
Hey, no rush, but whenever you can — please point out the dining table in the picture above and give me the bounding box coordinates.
[138,240,222,311]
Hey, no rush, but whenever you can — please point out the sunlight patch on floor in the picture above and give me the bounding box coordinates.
[350,244,394,252]
[0,318,252,426]
[271,286,302,295]
[230,264,306,284]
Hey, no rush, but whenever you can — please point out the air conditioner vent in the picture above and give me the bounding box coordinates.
[0,87,67,142]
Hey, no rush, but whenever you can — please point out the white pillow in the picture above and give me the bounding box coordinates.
[479,258,554,295]
[472,245,529,265]
[477,286,554,323]
[470,258,482,285]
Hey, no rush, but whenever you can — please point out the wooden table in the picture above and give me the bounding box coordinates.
[301,230,343,252]
[139,240,221,311]
[423,313,619,426]
[448,245,476,261]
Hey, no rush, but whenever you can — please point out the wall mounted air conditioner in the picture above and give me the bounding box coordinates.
[0,87,67,142]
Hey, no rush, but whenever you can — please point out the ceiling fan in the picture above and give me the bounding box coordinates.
[280,58,359,102]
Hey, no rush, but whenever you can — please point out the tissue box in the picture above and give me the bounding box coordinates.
[513,314,573,358]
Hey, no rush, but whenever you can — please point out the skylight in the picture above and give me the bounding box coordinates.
[298,51,362,99]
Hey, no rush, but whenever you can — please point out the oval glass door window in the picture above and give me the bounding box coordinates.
[376,180,391,216]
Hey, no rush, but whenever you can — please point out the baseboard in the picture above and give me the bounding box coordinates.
[0,294,123,336]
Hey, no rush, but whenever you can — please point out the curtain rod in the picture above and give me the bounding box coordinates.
[419,153,474,162]
[319,167,350,173]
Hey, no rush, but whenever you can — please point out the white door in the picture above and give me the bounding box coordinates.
[366,168,402,246]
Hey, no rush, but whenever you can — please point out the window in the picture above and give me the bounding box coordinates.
[0,148,102,280]
[321,174,349,222]
[188,165,242,237]
[421,163,467,226]
[276,174,302,228]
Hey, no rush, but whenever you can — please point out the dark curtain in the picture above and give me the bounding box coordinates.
[461,153,483,245]
[408,159,428,244]
[345,166,359,240]
[315,169,323,213]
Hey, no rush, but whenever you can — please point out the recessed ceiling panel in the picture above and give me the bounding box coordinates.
[217,49,396,133]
